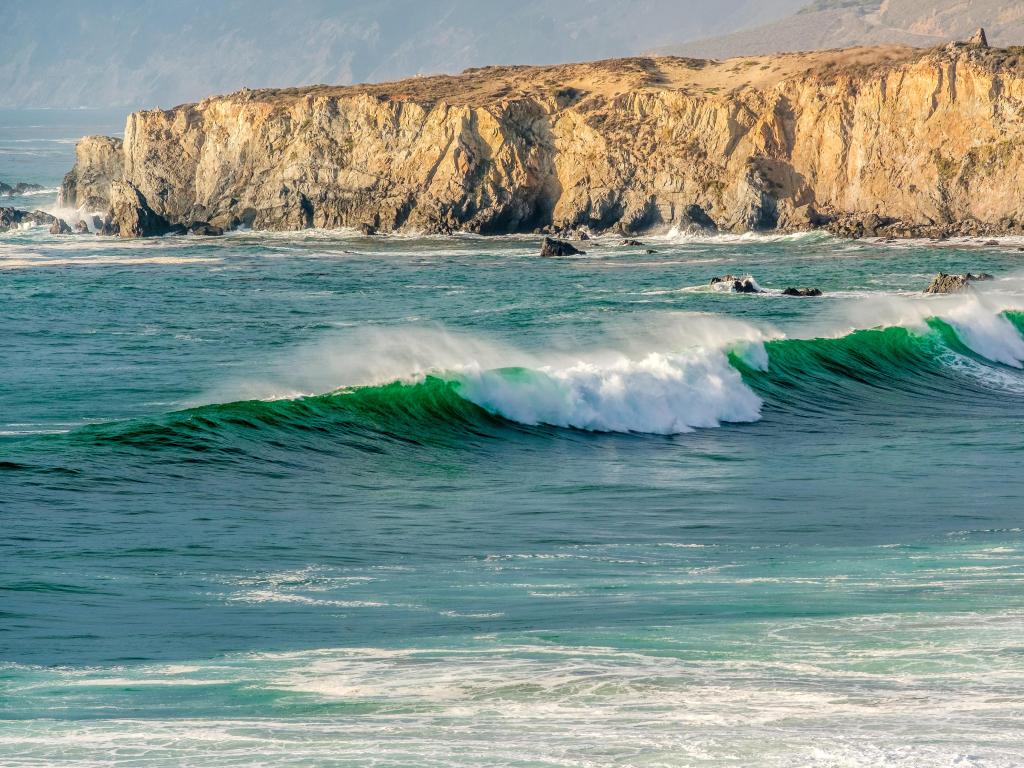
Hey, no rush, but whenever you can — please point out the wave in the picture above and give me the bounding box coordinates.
[49,299,1024,457]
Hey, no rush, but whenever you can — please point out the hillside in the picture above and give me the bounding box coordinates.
[0,0,805,109]
[658,0,1024,59]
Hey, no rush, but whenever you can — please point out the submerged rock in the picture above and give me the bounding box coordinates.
[710,274,763,293]
[540,237,585,257]
[108,181,171,238]
[621,239,645,246]
[783,287,823,297]
[924,272,994,294]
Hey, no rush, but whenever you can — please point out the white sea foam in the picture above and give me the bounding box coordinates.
[210,314,773,435]
[825,289,1024,366]
[454,348,761,434]
[4,611,1024,767]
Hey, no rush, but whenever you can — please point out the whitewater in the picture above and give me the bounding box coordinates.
[4,111,1024,767]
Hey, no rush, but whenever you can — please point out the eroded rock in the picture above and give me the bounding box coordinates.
[540,237,585,257]
[924,272,994,294]
[108,181,171,238]
[710,274,763,293]
[783,287,823,297]
[2,208,60,231]
[189,221,223,236]
[49,218,73,235]
[60,137,124,210]
[0,181,45,196]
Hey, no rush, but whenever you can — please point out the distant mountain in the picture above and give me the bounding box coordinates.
[656,0,1024,59]
[0,0,806,109]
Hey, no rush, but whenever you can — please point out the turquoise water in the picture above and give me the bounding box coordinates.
[3,117,1024,766]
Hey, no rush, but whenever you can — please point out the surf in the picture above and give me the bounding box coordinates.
[37,298,1021,460]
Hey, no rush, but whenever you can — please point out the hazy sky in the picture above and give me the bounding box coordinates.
[0,0,805,108]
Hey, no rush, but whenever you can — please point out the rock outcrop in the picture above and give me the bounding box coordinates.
[967,28,989,48]
[188,221,224,236]
[1,207,57,232]
[49,218,73,235]
[924,272,994,294]
[540,237,585,257]
[710,275,763,293]
[60,136,124,210]
[783,287,823,297]
[107,181,171,238]
[1,181,45,196]
[57,44,1024,238]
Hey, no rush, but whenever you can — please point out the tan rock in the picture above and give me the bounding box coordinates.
[60,136,124,210]
[61,45,1024,237]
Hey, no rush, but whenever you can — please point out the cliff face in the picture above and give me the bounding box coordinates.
[61,43,1024,237]
[60,136,124,211]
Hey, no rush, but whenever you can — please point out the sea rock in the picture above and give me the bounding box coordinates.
[189,221,224,236]
[24,210,58,227]
[0,207,23,231]
[678,204,718,234]
[540,237,585,257]
[0,181,45,196]
[783,287,823,297]
[108,181,171,238]
[968,28,989,48]
[98,214,119,237]
[358,222,378,236]
[924,272,994,294]
[90,215,103,230]
[1,208,58,231]
[60,136,124,210]
[622,239,645,246]
[74,219,90,234]
[710,274,762,293]
[49,218,73,235]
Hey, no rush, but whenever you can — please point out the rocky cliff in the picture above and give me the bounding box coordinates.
[61,39,1024,238]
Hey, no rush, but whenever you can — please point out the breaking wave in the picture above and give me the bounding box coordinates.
[46,298,1024,459]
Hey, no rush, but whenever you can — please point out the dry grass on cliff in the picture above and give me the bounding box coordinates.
[223,45,925,110]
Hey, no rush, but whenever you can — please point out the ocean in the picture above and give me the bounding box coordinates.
[2,110,1024,767]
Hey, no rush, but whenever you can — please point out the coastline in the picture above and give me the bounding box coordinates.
[46,40,1024,242]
